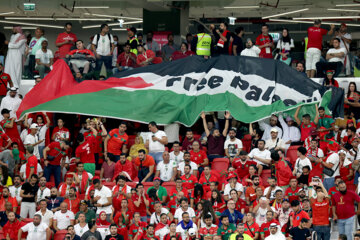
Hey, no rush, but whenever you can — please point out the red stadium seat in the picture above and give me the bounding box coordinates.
[0,230,4,239]
[242,134,252,153]
[128,182,137,189]
[162,182,176,193]
[22,218,33,224]
[95,170,101,177]
[212,158,229,174]
[54,230,68,240]
[143,182,154,192]
[261,169,272,187]
[286,146,299,166]
[103,181,115,189]
[128,135,136,148]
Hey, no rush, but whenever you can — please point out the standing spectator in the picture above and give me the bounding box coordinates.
[76,129,97,176]
[273,152,293,189]
[127,27,139,55]
[26,27,46,79]
[306,20,335,78]
[35,199,53,228]
[37,177,51,203]
[104,122,128,163]
[52,118,70,142]
[232,27,244,56]
[155,151,177,182]
[0,88,22,121]
[53,202,75,231]
[201,111,230,162]
[278,115,301,149]
[0,32,6,65]
[91,23,115,72]
[0,63,13,102]
[145,31,160,53]
[18,214,51,240]
[210,22,231,55]
[256,24,274,59]
[241,38,260,57]
[55,22,77,59]
[114,43,136,73]
[9,175,22,206]
[337,23,352,75]
[5,26,26,88]
[182,129,198,152]
[288,218,311,240]
[74,162,93,195]
[0,148,20,178]
[294,105,319,142]
[169,141,184,165]
[162,33,179,61]
[321,141,340,191]
[146,121,168,164]
[93,178,112,219]
[134,149,155,182]
[293,147,312,178]
[132,184,150,223]
[316,37,346,78]
[43,140,70,188]
[290,200,310,227]
[191,25,211,58]
[20,174,39,218]
[332,180,360,240]
[259,115,283,141]
[276,28,294,65]
[24,124,42,160]
[224,128,243,163]
[309,185,330,240]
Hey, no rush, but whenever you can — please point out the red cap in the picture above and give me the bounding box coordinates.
[154,177,161,181]
[227,173,237,181]
[341,23,347,27]
[326,70,335,75]
[290,176,297,180]
[93,176,100,180]
[65,173,73,179]
[347,119,354,124]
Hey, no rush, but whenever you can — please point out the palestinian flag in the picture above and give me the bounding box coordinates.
[17,56,344,126]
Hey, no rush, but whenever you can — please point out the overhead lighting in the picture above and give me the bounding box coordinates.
[262,8,309,19]
[224,6,259,9]
[112,28,143,31]
[74,6,109,9]
[5,17,111,21]
[0,20,63,29]
[294,16,360,20]
[328,8,360,12]
[269,18,360,27]
[82,20,143,29]
[335,3,360,7]
[4,26,36,30]
[0,12,15,16]
[84,13,142,21]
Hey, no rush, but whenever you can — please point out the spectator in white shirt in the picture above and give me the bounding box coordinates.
[155,151,177,182]
[293,147,312,177]
[177,152,198,176]
[224,128,243,163]
[259,115,283,141]
[35,40,53,78]
[265,128,286,153]
[264,177,283,201]
[248,140,272,175]
[337,23,352,75]
[35,199,54,228]
[169,141,184,165]
[174,197,196,224]
[74,213,89,237]
[91,23,115,72]
[150,201,174,225]
[278,115,301,149]
[241,38,260,57]
[37,177,50,202]
[93,178,112,218]
[145,121,168,164]
[53,202,75,231]
[19,214,51,240]
[176,212,198,240]
[24,123,43,160]
[316,37,346,78]
[321,141,340,191]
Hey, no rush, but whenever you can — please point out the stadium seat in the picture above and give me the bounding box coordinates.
[128,182,137,189]
[103,181,115,189]
[128,135,136,148]
[22,218,33,224]
[212,158,229,173]
[242,134,252,153]
[0,230,4,239]
[261,170,272,187]
[143,182,154,192]
[286,146,298,166]
[95,170,101,177]
[162,182,176,193]
[54,230,68,240]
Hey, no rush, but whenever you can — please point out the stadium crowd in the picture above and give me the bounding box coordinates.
[0,18,357,240]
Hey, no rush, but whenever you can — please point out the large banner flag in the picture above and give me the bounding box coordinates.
[17,56,343,126]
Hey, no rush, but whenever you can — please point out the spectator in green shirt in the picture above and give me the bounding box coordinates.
[217,215,236,240]
[75,200,96,223]
[318,106,335,139]
[147,177,168,203]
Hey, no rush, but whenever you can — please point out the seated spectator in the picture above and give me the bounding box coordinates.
[322,70,339,87]
[35,40,53,78]
[64,225,81,240]
[128,135,147,161]
[129,212,147,239]
[190,184,205,209]
[253,197,272,226]
[0,187,18,212]
[0,63,13,101]
[285,177,300,203]
[100,155,115,181]
[75,200,96,223]
[134,149,155,182]
[147,177,168,203]
[169,42,194,61]
[220,199,243,226]
[132,183,150,222]
[64,187,80,214]
[224,173,244,201]
[316,37,346,78]
[290,200,310,228]
[96,211,110,227]
[53,202,75,231]
[190,141,208,173]
[75,213,89,237]
[67,40,95,78]
[265,128,286,152]
[150,201,173,226]
[266,223,285,240]
[259,115,283,141]
[47,187,64,212]
[241,38,260,57]
[19,214,51,240]
[59,173,76,197]
[217,215,236,239]
[169,141,184,165]
[114,43,137,74]
[154,213,171,239]
[232,151,256,179]
[2,211,24,240]
[136,45,162,67]
[0,201,22,227]
[174,197,196,224]
[91,23,114,72]
[155,151,177,182]
[81,220,102,240]
[145,31,160,54]
[263,176,282,201]
[243,212,259,239]
[35,199,53,229]
[176,212,198,239]
[210,190,226,215]
[296,62,306,76]
[162,33,179,61]
[293,147,312,178]
[198,214,218,238]
[182,129,198,152]
[178,151,198,176]
[248,140,271,176]
[105,223,124,240]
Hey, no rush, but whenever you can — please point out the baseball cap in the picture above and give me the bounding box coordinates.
[30,123,38,129]
[326,70,335,75]
[80,200,88,205]
[154,177,161,181]
[270,128,278,133]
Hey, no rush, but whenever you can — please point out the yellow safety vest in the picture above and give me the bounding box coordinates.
[304,37,308,59]
[129,37,139,55]
[196,33,211,56]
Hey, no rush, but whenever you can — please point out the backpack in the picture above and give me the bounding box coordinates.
[95,33,112,50]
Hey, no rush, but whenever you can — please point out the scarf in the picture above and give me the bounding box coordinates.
[180,220,193,230]
[217,30,229,48]
[13,27,26,43]
[96,211,111,226]
[113,184,128,201]
[77,171,89,194]
[154,221,169,232]
[306,147,319,158]
[60,182,76,197]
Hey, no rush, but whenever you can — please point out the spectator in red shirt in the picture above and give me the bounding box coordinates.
[169,42,194,61]
[136,45,162,67]
[169,178,188,201]
[232,150,256,179]
[285,177,300,203]
[2,211,24,240]
[182,129,198,152]
[273,152,293,188]
[255,24,274,59]
[309,188,330,240]
[243,212,260,239]
[306,20,335,78]
[113,153,134,181]
[294,105,319,142]
[55,22,77,59]
[115,43,137,74]
[104,122,128,163]
[134,149,155,183]
[0,187,18,212]
[180,164,198,194]
[76,126,97,176]
[198,166,217,194]
[132,183,150,223]
[290,200,310,227]
[332,180,360,240]
[67,40,95,79]
[43,140,70,187]
[0,63,13,101]
[260,211,280,239]
[64,187,80,214]
[189,141,208,174]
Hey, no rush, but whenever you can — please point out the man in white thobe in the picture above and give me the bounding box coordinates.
[259,115,283,141]
[0,87,22,121]
[278,114,301,150]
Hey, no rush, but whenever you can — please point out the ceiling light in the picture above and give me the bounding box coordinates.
[269,18,360,27]
[74,6,109,9]
[262,8,309,19]
[4,26,36,30]
[335,4,360,7]
[223,6,259,9]
[84,13,142,21]
[112,28,143,31]
[0,12,15,16]
[82,20,143,29]
[0,20,63,29]
[5,17,111,21]
[328,8,360,12]
[294,16,360,20]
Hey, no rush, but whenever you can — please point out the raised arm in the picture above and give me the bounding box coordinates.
[294,106,301,125]
[201,112,210,137]
[314,104,319,125]
[222,111,231,137]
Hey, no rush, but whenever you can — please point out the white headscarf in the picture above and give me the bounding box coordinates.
[264,225,285,240]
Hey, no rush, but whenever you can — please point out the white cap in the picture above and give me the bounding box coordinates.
[30,123,38,129]
[270,128,278,133]
[188,228,196,236]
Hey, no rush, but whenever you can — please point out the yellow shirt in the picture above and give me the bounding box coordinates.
[229,232,253,240]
